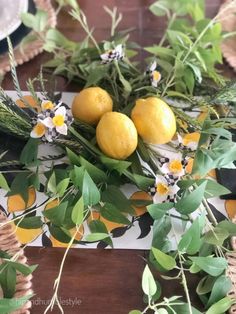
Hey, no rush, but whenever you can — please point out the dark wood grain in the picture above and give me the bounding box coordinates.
[2,1,226,313]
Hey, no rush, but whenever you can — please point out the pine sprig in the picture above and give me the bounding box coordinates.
[7,37,36,114]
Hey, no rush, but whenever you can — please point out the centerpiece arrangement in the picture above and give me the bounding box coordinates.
[0,0,236,313]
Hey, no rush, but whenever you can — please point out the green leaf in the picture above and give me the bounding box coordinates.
[171,303,202,314]
[178,179,230,199]
[206,275,232,308]
[49,225,71,243]
[178,214,205,255]
[206,297,234,314]
[0,295,33,314]
[8,262,37,276]
[132,173,155,190]
[147,203,174,220]
[197,276,216,295]
[142,265,157,297]
[79,156,108,183]
[152,216,171,250]
[0,265,16,298]
[71,197,84,225]
[20,138,39,166]
[44,29,76,52]
[85,66,109,87]
[129,311,142,314]
[149,1,170,17]
[43,202,68,226]
[217,220,236,236]
[47,172,57,194]
[101,203,130,225]
[204,227,229,246]
[144,46,174,59]
[56,178,70,197]
[21,12,36,28]
[66,148,81,166]
[82,170,100,206]
[176,181,207,214]
[152,247,176,271]
[100,156,131,173]
[89,220,112,247]
[189,256,228,276]
[33,10,48,32]
[0,173,10,191]
[193,139,236,176]
[85,233,109,242]
[156,309,168,314]
[102,186,134,214]
[14,216,43,229]
[7,173,30,203]
[70,166,84,190]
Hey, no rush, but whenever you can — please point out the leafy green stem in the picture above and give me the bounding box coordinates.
[159,13,176,47]
[179,254,193,314]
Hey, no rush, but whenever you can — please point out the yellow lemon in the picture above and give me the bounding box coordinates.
[130,191,152,216]
[13,225,42,244]
[96,112,138,160]
[72,87,113,125]
[7,187,36,213]
[131,97,176,145]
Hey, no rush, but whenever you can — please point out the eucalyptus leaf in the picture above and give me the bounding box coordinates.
[85,233,109,242]
[0,173,10,191]
[82,170,100,206]
[0,295,32,314]
[176,181,207,214]
[147,203,174,220]
[142,265,157,297]
[205,297,234,314]
[189,256,227,276]
[101,203,130,225]
[152,247,176,271]
[43,202,68,226]
[206,275,232,308]
[71,197,84,225]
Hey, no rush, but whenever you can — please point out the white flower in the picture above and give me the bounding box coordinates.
[177,132,200,151]
[159,154,188,178]
[42,106,68,136]
[100,44,124,64]
[151,174,179,204]
[147,60,161,87]
[30,101,73,142]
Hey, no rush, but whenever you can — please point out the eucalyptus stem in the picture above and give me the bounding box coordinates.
[179,254,193,314]
[43,226,81,314]
[70,9,101,54]
[202,198,217,227]
[159,13,177,47]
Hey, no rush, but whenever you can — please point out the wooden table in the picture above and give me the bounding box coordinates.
[1,1,229,313]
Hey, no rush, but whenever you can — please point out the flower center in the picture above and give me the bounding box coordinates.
[152,70,161,81]
[52,115,65,127]
[42,101,54,110]
[156,183,169,195]
[169,160,183,173]
[34,122,46,136]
